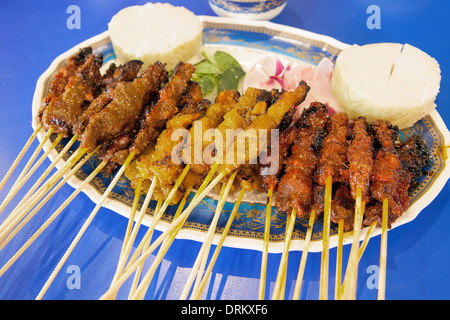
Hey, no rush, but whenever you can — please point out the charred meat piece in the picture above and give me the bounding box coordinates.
[80,61,168,153]
[345,117,374,201]
[314,112,349,186]
[39,47,93,118]
[98,60,143,90]
[275,102,328,218]
[40,52,103,135]
[310,112,348,215]
[72,60,143,136]
[259,124,297,193]
[330,183,355,231]
[397,135,429,178]
[128,62,196,158]
[370,120,403,216]
[364,134,429,228]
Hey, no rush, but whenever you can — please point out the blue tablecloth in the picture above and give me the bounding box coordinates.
[0,0,449,300]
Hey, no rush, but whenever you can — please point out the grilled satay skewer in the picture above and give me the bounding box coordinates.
[124,90,241,299]
[189,90,286,300]
[0,48,102,217]
[0,59,144,245]
[36,61,191,299]
[257,96,298,300]
[101,82,309,300]
[179,87,277,300]
[114,87,273,299]
[124,85,206,298]
[273,102,328,299]
[311,111,349,300]
[0,57,144,243]
[367,120,401,300]
[338,117,374,299]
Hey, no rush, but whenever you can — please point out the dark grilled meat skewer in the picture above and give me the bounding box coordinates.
[275,102,328,218]
[72,60,143,136]
[80,60,168,153]
[40,51,104,136]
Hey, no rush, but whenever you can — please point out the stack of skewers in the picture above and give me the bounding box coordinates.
[0,47,430,300]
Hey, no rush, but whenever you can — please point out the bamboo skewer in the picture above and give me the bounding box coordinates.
[319,174,332,300]
[120,179,143,261]
[0,150,100,277]
[358,222,377,259]
[191,187,246,300]
[341,187,365,300]
[129,185,193,300]
[0,133,64,215]
[0,146,87,245]
[272,209,296,300]
[0,128,55,216]
[110,165,192,298]
[0,148,95,251]
[108,177,158,299]
[334,220,344,300]
[292,209,316,300]
[378,197,388,300]
[179,171,237,300]
[6,134,79,216]
[128,199,162,297]
[0,124,43,194]
[100,170,228,300]
[258,187,273,300]
[36,152,135,300]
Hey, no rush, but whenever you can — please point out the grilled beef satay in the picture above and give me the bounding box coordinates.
[80,61,168,153]
[363,134,429,228]
[311,112,349,215]
[275,102,328,218]
[345,117,374,201]
[369,120,403,216]
[39,47,93,118]
[331,117,374,231]
[72,60,143,136]
[40,51,104,136]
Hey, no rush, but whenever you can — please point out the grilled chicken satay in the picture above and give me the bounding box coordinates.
[219,81,310,177]
[275,102,328,218]
[40,51,104,136]
[183,89,241,177]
